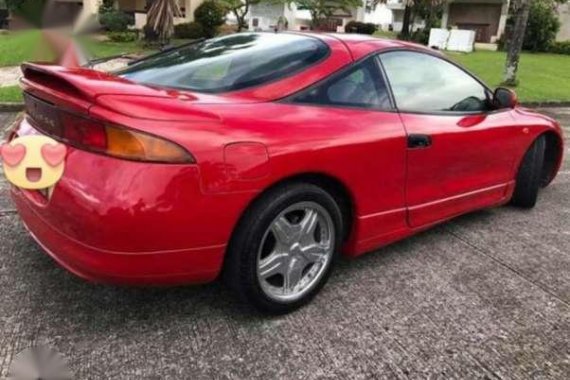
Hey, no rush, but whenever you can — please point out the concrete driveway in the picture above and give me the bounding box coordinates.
[0,110,568,379]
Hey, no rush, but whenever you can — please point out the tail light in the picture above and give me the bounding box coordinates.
[26,97,195,164]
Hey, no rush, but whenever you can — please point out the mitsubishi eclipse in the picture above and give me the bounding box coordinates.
[5,32,564,313]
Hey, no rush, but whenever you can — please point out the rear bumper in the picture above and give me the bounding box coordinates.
[13,189,226,285]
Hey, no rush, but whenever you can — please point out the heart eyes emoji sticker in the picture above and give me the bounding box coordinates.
[1,135,66,190]
[41,143,66,167]
[0,143,26,166]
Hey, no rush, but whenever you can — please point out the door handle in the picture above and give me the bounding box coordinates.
[407,134,432,149]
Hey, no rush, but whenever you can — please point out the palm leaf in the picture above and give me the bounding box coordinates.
[147,0,183,41]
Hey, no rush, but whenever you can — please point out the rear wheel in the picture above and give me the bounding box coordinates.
[224,183,344,314]
[511,136,546,208]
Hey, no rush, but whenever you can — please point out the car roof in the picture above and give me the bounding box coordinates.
[286,31,438,61]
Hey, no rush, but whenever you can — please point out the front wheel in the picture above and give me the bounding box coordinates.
[511,136,546,208]
[224,183,344,314]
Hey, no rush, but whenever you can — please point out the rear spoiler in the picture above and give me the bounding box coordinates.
[20,63,97,110]
[19,63,221,123]
[21,62,171,103]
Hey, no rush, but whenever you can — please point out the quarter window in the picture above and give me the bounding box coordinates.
[381,51,490,113]
[292,57,392,110]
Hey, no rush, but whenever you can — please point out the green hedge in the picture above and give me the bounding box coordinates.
[174,22,205,39]
[107,31,138,42]
[345,21,377,35]
[99,10,133,32]
[548,41,570,55]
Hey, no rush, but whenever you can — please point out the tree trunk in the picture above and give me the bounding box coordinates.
[503,0,531,86]
[310,11,319,30]
[401,5,412,38]
[233,10,245,32]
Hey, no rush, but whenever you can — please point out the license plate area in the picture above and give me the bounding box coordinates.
[23,92,63,137]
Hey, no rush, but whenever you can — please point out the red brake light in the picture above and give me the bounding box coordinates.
[26,97,195,164]
[61,113,107,150]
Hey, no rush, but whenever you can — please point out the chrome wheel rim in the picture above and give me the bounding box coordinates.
[256,201,335,303]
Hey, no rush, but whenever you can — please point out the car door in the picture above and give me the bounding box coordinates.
[380,50,520,227]
[288,56,409,251]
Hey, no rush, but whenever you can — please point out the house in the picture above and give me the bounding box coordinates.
[247,2,367,32]
[385,0,510,43]
[47,0,203,31]
[385,0,425,33]
[441,0,510,43]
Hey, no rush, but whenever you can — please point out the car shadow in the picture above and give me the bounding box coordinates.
[11,206,515,331]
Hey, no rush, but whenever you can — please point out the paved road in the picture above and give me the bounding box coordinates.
[0,110,569,379]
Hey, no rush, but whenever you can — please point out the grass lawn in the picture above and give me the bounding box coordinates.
[447,50,570,103]
[0,30,186,66]
[373,30,398,40]
[0,86,23,103]
[0,30,50,67]
[79,38,155,59]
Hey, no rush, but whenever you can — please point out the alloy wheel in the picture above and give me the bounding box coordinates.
[256,201,335,303]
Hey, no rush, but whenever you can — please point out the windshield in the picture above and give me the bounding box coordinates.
[118,33,329,93]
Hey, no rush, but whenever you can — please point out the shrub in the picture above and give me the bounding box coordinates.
[410,28,429,45]
[345,21,376,35]
[502,0,560,52]
[7,0,47,27]
[363,23,377,35]
[98,0,114,14]
[107,31,138,42]
[99,10,133,32]
[218,23,239,36]
[174,22,205,39]
[548,41,570,55]
[143,24,159,45]
[523,0,560,52]
[194,0,226,38]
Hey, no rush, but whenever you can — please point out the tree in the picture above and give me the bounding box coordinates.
[5,0,46,27]
[147,0,183,44]
[503,0,531,86]
[217,0,260,31]
[522,0,561,52]
[194,0,226,37]
[282,0,361,28]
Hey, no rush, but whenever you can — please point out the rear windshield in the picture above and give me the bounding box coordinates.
[118,33,329,93]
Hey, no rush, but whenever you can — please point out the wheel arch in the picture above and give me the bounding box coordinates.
[540,131,564,187]
[220,172,356,282]
[230,172,356,247]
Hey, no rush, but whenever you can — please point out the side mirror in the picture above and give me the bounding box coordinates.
[493,87,518,109]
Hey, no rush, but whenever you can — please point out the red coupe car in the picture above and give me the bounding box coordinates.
[8,32,564,313]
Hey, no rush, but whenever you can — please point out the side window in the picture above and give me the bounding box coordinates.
[292,57,392,110]
[381,51,490,113]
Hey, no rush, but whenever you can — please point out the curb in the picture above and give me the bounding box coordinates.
[0,102,24,112]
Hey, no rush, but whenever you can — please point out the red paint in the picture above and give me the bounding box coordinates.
[11,33,564,285]
[224,142,270,181]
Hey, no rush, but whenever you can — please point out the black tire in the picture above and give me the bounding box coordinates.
[511,136,546,208]
[224,182,344,314]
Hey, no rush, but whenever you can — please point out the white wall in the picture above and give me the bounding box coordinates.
[364,4,392,25]
[557,3,570,41]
